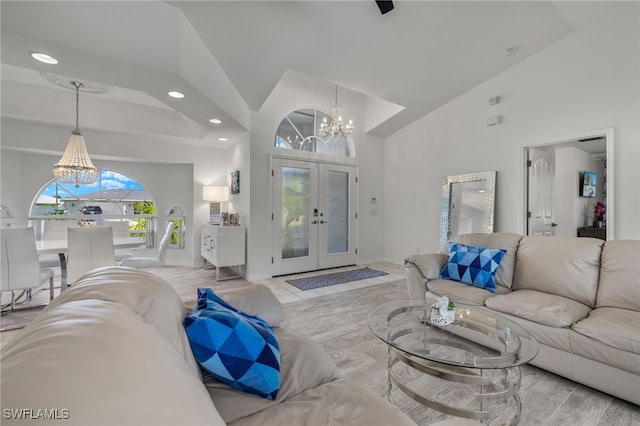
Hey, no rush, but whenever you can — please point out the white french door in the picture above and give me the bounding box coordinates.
[272,158,357,276]
[528,148,557,236]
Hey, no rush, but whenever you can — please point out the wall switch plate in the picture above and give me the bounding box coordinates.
[487,115,502,126]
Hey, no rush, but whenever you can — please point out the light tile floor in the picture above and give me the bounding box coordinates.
[0,262,406,310]
[0,262,406,347]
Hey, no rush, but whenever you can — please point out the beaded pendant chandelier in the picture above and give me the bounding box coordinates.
[53,81,98,186]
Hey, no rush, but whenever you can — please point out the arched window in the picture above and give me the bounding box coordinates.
[30,169,161,247]
[167,206,186,249]
[0,205,15,228]
[274,108,353,157]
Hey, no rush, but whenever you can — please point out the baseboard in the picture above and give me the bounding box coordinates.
[382,257,405,266]
[245,272,271,281]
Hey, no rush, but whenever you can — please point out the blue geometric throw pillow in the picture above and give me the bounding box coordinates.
[439,243,506,292]
[184,288,280,400]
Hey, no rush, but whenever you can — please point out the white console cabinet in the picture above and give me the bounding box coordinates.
[201,225,245,280]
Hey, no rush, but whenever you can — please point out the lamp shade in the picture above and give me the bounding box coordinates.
[203,185,229,202]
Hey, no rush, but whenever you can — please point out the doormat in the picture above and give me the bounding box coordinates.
[285,267,388,291]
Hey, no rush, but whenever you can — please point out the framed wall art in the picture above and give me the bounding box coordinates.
[231,170,240,194]
[581,171,597,198]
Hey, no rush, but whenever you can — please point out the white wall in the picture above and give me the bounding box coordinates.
[1,118,232,267]
[384,15,639,264]
[225,134,251,227]
[246,71,386,280]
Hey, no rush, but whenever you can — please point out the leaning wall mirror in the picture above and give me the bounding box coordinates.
[440,171,497,247]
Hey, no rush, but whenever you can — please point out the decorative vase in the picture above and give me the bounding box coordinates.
[593,221,605,228]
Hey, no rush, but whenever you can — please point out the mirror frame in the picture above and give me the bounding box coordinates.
[440,170,497,247]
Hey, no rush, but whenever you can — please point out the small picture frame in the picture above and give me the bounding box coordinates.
[581,171,597,198]
[231,170,240,194]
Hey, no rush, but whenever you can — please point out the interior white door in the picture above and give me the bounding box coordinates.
[272,158,357,276]
[528,148,557,236]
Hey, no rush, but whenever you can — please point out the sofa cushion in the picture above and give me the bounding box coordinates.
[227,379,417,426]
[487,309,574,352]
[47,266,202,377]
[204,327,343,423]
[513,236,604,308]
[569,326,640,376]
[185,288,281,400]
[439,243,506,292]
[1,299,226,426]
[571,307,640,354]
[596,240,640,311]
[427,279,511,306]
[485,289,592,328]
[450,233,522,289]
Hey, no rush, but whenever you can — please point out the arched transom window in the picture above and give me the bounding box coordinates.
[275,108,353,157]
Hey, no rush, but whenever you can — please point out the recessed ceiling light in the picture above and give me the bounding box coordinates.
[168,91,184,99]
[31,52,58,65]
[218,137,228,142]
[209,118,222,124]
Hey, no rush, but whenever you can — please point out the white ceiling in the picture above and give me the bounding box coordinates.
[1,1,634,149]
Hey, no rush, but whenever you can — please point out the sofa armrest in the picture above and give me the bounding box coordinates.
[405,253,448,279]
[405,253,448,301]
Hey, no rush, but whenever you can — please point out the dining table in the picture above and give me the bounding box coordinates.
[35,237,145,290]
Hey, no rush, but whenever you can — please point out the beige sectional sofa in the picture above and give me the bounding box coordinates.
[405,233,640,406]
[2,266,417,426]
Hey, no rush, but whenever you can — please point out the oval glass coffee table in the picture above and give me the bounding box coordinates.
[368,300,538,425]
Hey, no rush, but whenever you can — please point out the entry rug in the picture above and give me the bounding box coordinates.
[285,267,388,291]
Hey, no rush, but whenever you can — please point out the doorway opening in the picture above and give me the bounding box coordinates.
[522,127,614,240]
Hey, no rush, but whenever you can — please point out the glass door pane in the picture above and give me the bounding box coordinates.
[281,166,310,259]
[318,163,356,270]
[325,170,349,254]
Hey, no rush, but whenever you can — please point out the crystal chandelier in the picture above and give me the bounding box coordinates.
[53,81,98,186]
[319,86,354,139]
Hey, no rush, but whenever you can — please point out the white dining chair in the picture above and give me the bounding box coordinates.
[1,227,55,311]
[119,222,175,268]
[99,221,134,262]
[38,220,80,268]
[42,220,80,241]
[66,227,116,285]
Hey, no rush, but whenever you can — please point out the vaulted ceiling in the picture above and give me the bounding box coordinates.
[1,1,634,149]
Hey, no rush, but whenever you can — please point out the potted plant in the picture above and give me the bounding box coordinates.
[593,202,606,228]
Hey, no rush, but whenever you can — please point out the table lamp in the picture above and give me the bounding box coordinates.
[203,186,229,224]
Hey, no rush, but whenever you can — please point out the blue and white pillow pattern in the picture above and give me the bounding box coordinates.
[439,242,506,292]
[184,288,280,400]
